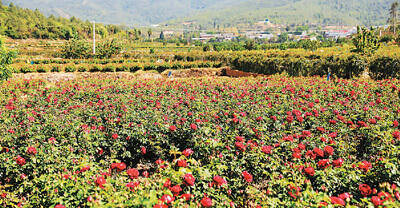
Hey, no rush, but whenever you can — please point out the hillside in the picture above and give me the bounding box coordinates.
[0,2,129,39]
[4,0,395,26]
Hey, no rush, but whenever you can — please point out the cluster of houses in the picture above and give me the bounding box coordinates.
[190,27,357,42]
[158,19,360,42]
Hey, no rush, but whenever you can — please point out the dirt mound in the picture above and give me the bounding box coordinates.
[162,68,223,78]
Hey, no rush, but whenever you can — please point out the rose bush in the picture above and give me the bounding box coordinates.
[0,75,400,207]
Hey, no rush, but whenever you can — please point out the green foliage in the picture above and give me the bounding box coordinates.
[0,37,16,80]
[61,39,121,59]
[352,26,381,54]
[0,2,125,39]
[61,39,91,59]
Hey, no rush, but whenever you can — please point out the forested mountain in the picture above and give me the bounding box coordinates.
[4,0,395,26]
[0,2,134,39]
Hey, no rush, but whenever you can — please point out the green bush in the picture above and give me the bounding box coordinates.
[64,65,76,72]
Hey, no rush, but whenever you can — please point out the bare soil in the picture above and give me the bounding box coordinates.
[11,67,264,83]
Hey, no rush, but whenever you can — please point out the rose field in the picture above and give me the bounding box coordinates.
[1,75,400,208]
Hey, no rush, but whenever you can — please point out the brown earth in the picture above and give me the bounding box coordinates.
[10,67,264,83]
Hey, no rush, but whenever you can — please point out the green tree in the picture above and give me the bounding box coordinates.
[0,36,17,80]
[352,26,380,54]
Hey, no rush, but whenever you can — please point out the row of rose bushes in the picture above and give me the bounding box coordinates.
[169,50,400,79]
[1,76,400,207]
[10,61,223,73]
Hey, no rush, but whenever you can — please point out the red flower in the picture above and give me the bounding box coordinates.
[27,147,37,155]
[339,192,351,200]
[242,171,253,183]
[330,196,345,206]
[371,196,382,206]
[235,142,246,152]
[127,168,139,179]
[359,184,372,196]
[55,205,66,208]
[126,181,140,191]
[183,173,195,186]
[332,158,344,167]
[153,204,168,208]
[160,194,174,204]
[181,193,192,201]
[112,133,118,139]
[169,125,177,131]
[200,196,213,207]
[262,146,273,154]
[111,162,126,172]
[358,161,372,172]
[304,167,315,176]
[170,185,182,195]
[141,146,146,155]
[95,176,106,188]
[48,137,56,144]
[393,131,400,139]
[177,159,187,167]
[313,147,324,158]
[318,159,330,169]
[394,120,399,127]
[324,146,334,156]
[182,148,194,157]
[213,175,227,186]
[190,123,197,130]
[16,156,26,166]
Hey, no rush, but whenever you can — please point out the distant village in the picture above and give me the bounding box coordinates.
[152,18,376,42]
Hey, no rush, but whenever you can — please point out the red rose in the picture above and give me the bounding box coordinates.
[324,146,334,156]
[313,147,324,158]
[358,161,372,172]
[213,175,227,186]
[394,120,399,127]
[235,142,246,152]
[339,192,351,200]
[332,158,344,167]
[304,167,315,176]
[16,156,26,166]
[262,146,273,154]
[359,184,372,196]
[111,162,126,172]
[318,159,330,169]
[200,196,213,207]
[182,148,194,157]
[27,147,37,155]
[330,196,345,206]
[153,204,168,208]
[181,193,192,201]
[393,131,400,139]
[95,176,106,188]
[371,196,382,206]
[126,181,140,191]
[141,146,146,155]
[48,137,56,144]
[190,123,197,130]
[177,159,187,167]
[169,125,177,131]
[55,205,66,208]
[112,133,118,139]
[127,168,139,179]
[242,171,253,183]
[183,173,195,186]
[170,185,182,195]
[160,194,174,204]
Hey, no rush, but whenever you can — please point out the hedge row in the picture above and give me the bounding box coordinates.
[12,61,223,73]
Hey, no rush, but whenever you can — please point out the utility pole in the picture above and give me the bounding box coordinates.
[93,21,96,55]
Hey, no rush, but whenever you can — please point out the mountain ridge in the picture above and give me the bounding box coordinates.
[3,0,395,26]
